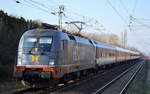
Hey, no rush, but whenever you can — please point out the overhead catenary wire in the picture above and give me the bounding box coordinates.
[29,0,55,11]
[14,0,111,33]
[132,18,150,23]
[45,0,61,7]
[128,0,140,32]
[64,14,76,21]
[65,8,109,33]
[59,3,112,33]
[45,0,85,17]
[132,18,150,29]
[65,8,85,18]
[132,0,139,16]
[106,0,128,25]
[64,16,105,33]
[118,0,130,16]
[64,9,110,33]
[13,0,44,12]
[117,0,135,32]
[22,0,50,13]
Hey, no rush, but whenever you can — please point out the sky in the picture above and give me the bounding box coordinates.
[0,0,150,55]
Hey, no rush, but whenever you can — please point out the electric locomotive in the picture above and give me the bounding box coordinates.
[14,28,96,87]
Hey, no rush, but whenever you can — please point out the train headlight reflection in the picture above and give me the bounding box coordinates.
[17,58,22,65]
[49,59,54,66]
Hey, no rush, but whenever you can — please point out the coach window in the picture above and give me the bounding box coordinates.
[105,52,106,57]
[105,52,107,57]
[109,53,112,57]
[102,52,104,57]
[108,53,110,57]
[106,52,108,57]
[104,52,106,57]
[112,53,114,57]
[103,52,105,57]
[100,52,102,57]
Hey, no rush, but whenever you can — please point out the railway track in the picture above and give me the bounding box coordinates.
[10,60,143,94]
[11,88,45,94]
[10,69,107,94]
[119,63,144,94]
[10,66,115,94]
[92,60,144,94]
[50,60,139,94]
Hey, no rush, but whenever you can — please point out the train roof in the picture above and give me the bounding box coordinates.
[24,29,139,55]
[23,29,61,36]
[93,40,116,50]
[115,46,139,55]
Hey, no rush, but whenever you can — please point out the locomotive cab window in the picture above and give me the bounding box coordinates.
[24,37,37,48]
[23,37,53,54]
[39,37,52,44]
[39,37,53,52]
[26,37,37,43]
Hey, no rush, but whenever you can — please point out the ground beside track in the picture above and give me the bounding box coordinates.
[126,60,150,94]
[0,81,25,94]
[50,60,139,94]
[100,60,143,94]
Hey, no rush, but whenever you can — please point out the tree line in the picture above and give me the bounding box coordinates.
[0,10,39,80]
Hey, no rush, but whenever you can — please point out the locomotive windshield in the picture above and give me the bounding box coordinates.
[23,37,52,54]
[39,37,52,52]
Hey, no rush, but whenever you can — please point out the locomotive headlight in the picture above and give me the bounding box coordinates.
[49,59,54,66]
[17,58,22,65]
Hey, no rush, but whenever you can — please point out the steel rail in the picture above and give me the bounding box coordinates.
[92,62,143,94]
[119,62,144,94]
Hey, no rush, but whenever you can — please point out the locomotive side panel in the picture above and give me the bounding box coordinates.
[58,39,96,76]
[76,42,95,70]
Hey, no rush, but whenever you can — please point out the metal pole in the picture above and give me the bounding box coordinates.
[58,5,64,31]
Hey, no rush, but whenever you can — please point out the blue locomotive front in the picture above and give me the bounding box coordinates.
[14,29,63,86]
[14,28,97,87]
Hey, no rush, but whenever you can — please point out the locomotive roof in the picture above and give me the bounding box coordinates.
[23,29,61,36]
[24,29,139,55]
